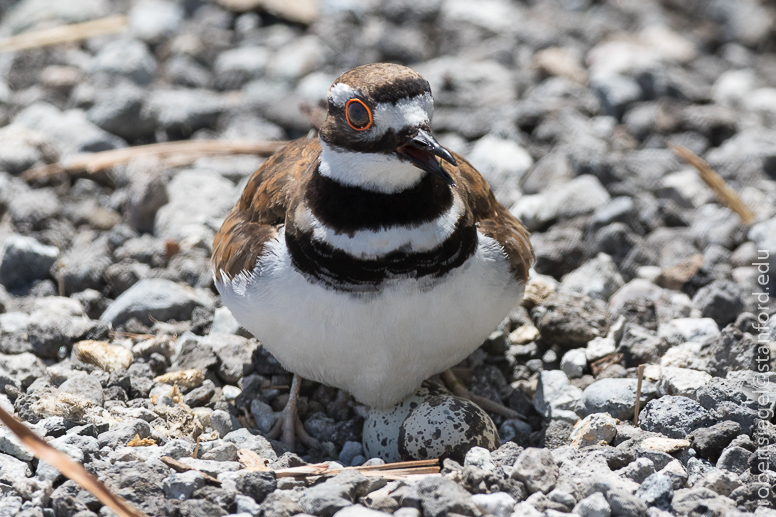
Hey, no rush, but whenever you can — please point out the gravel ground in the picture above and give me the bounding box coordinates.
[1,0,776,516]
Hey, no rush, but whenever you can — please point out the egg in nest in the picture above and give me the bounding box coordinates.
[363,381,500,463]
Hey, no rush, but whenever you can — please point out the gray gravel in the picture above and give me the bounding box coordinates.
[0,0,775,515]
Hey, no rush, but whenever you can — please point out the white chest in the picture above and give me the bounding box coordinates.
[217,230,523,408]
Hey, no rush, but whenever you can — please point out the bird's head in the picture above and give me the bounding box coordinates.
[319,63,457,190]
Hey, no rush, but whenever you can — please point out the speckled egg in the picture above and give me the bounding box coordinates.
[398,395,500,463]
[362,381,449,463]
[362,381,500,463]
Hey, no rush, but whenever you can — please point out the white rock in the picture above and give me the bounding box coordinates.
[467,135,533,206]
[658,318,720,346]
[14,102,126,157]
[464,446,496,474]
[586,336,616,363]
[178,457,241,476]
[512,501,544,517]
[587,26,694,78]
[471,492,516,517]
[215,46,271,80]
[560,253,624,301]
[561,349,587,379]
[236,494,262,515]
[569,413,617,449]
[222,385,241,401]
[746,88,776,116]
[658,366,712,399]
[658,459,689,490]
[660,342,703,369]
[534,370,583,419]
[0,426,34,461]
[694,469,742,497]
[712,69,757,106]
[129,0,183,44]
[266,35,326,80]
[100,278,205,327]
[442,0,523,33]
[155,169,236,243]
[334,506,393,517]
[163,470,205,501]
[658,169,715,209]
[573,491,612,517]
[511,175,610,231]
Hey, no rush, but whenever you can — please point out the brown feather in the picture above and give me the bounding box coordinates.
[212,140,533,284]
[445,153,534,283]
[212,138,320,281]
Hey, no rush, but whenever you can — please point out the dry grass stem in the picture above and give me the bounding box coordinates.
[0,404,148,517]
[0,15,128,53]
[669,143,755,224]
[634,364,646,426]
[273,458,440,480]
[22,139,289,182]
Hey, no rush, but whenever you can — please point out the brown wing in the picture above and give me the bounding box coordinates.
[212,138,321,281]
[446,153,534,283]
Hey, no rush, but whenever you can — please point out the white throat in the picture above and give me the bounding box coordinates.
[318,140,425,194]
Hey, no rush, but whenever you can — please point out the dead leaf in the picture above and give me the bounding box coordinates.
[127,434,156,447]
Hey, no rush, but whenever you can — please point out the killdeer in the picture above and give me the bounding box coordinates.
[212,63,534,450]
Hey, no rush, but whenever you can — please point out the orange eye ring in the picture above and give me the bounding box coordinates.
[345,98,373,131]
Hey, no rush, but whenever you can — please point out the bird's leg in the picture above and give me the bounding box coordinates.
[441,369,522,419]
[266,373,319,452]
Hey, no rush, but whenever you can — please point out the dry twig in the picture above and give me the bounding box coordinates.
[0,404,147,517]
[193,435,201,459]
[160,456,221,486]
[22,139,289,182]
[669,143,755,224]
[0,15,128,53]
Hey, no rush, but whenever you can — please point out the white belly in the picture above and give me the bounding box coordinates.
[217,229,524,408]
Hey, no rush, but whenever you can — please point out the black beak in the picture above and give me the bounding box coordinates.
[396,129,457,186]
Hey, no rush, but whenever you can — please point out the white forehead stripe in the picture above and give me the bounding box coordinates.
[328,83,356,107]
[373,93,433,136]
[328,84,433,134]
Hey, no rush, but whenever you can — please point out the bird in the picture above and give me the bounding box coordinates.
[212,63,534,450]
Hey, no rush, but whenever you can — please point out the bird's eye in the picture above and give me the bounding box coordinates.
[345,99,373,130]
